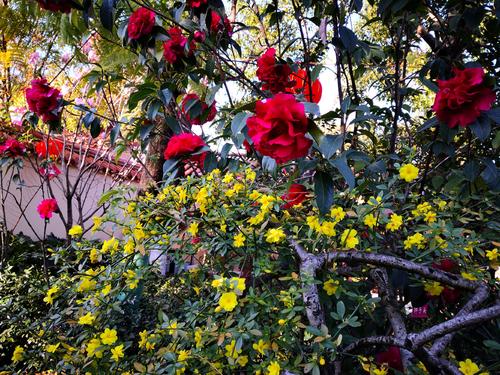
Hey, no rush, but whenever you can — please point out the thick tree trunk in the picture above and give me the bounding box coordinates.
[140,118,171,192]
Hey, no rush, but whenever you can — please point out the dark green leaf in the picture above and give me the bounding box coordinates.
[100,0,115,31]
[314,171,333,215]
[330,157,355,189]
[319,134,343,159]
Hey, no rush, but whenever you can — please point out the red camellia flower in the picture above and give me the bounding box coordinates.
[209,10,233,36]
[39,164,61,180]
[187,0,207,9]
[0,139,26,158]
[246,93,312,164]
[442,287,461,305]
[164,133,206,165]
[194,30,206,43]
[35,0,72,13]
[375,346,403,372]
[163,27,191,64]
[35,138,63,159]
[432,258,458,273]
[127,7,155,40]
[282,184,309,209]
[287,69,323,103]
[181,94,217,125]
[25,78,61,123]
[256,48,293,94]
[433,67,496,128]
[37,198,59,219]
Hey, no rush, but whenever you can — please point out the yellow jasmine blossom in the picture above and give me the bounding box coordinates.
[424,281,444,296]
[436,199,447,210]
[46,343,60,353]
[373,365,389,375]
[340,229,359,249]
[486,248,498,261]
[245,168,256,181]
[458,359,485,375]
[252,339,269,355]
[78,312,96,325]
[91,216,102,232]
[461,272,477,281]
[111,344,124,362]
[306,216,321,231]
[12,346,24,362]
[178,349,190,362]
[323,279,340,296]
[86,338,103,358]
[424,211,437,224]
[194,328,203,348]
[330,206,346,222]
[229,277,246,293]
[412,202,432,217]
[89,248,100,263]
[225,339,242,359]
[68,225,83,237]
[237,355,249,366]
[223,173,234,184]
[220,222,227,233]
[249,190,261,200]
[404,233,426,250]
[248,212,265,226]
[319,356,326,366]
[320,221,336,237]
[211,277,225,288]
[187,222,199,236]
[102,284,112,296]
[267,361,281,375]
[265,228,286,243]
[218,292,238,312]
[167,322,177,335]
[399,164,419,182]
[386,214,403,231]
[43,286,59,304]
[233,233,246,247]
[100,328,118,345]
[278,319,286,325]
[364,213,377,228]
[101,237,118,254]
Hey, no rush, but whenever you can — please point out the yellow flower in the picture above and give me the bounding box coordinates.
[220,222,227,233]
[43,286,59,304]
[412,202,432,217]
[138,330,148,348]
[458,359,483,375]
[78,312,96,325]
[364,213,377,228]
[86,338,103,358]
[100,328,118,345]
[320,221,336,237]
[386,214,403,231]
[102,237,118,254]
[252,339,269,355]
[424,211,437,224]
[486,248,498,261]
[307,215,321,231]
[265,228,286,243]
[89,248,100,263]
[225,339,242,359]
[167,322,177,335]
[330,206,346,222]
[68,225,83,237]
[218,292,238,312]
[237,355,249,366]
[194,328,203,348]
[111,344,124,362]
[323,279,339,296]
[424,281,444,296]
[223,173,234,184]
[46,343,60,353]
[404,233,426,250]
[211,277,225,288]
[178,349,190,362]
[12,346,24,362]
[249,211,265,225]
[373,365,388,375]
[461,272,477,281]
[267,361,281,375]
[245,168,256,182]
[92,216,102,232]
[233,233,246,247]
[368,196,382,206]
[399,164,419,182]
[249,190,261,200]
[319,356,325,365]
[278,319,286,326]
[340,229,359,249]
[187,222,199,236]
[436,199,447,210]
[229,277,246,293]
[102,284,112,296]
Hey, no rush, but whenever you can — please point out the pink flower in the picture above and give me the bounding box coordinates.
[25,78,62,123]
[163,27,193,64]
[127,7,156,40]
[410,304,429,319]
[28,52,40,65]
[37,198,58,219]
[256,48,293,94]
[39,164,61,180]
[0,139,26,158]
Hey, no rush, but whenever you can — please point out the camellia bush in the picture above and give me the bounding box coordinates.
[0,0,499,375]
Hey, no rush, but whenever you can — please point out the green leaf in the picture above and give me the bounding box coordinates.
[314,171,333,215]
[100,0,115,31]
[98,189,119,205]
[110,122,120,146]
[231,112,251,135]
[469,116,491,141]
[319,134,343,159]
[330,157,355,189]
[339,26,359,53]
[90,117,101,138]
[337,301,345,319]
